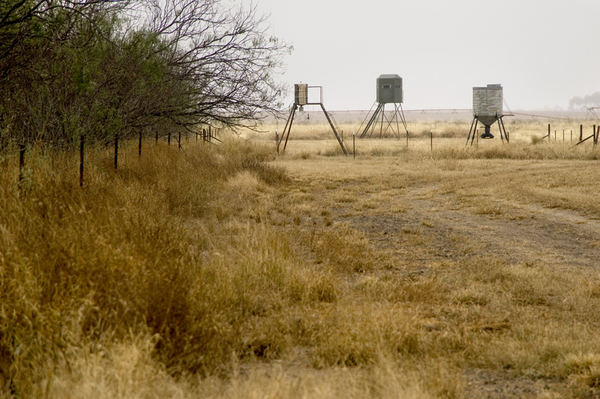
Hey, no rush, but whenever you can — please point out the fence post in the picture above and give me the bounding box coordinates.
[79,135,84,187]
[156,131,159,145]
[18,144,25,188]
[139,131,143,157]
[595,125,598,146]
[353,130,356,159]
[580,125,583,141]
[430,129,433,152]
[114,133,119,170]
[548,124,551,141]
[168,131,171,145]
[178,131,181,150]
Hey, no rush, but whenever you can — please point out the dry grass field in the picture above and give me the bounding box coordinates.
[2,116,600,398]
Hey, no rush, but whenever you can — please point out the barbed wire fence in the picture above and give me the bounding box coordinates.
[2,126,221,191]
[541,123,598,146]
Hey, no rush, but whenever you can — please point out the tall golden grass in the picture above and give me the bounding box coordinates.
[2,131,600,397]
[243,118,599,160]
[1,140,296,394]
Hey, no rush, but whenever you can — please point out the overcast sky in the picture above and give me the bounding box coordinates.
[244,0,600,111]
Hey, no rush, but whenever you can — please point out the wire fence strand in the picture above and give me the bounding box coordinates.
[4,130,221,187]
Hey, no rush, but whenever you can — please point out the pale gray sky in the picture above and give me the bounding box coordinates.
[246,0,600,111]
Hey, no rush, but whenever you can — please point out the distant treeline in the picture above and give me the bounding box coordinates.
[0,0,290,150]
[569,92,600,111]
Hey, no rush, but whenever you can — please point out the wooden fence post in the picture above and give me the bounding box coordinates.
[178,131,181,150]
[353,130,356,159]
[430,129,433,152]
[548,124,551,141]
[18,144,25,188]
[114,133,119,170]
[79,135,84,187]
[139,131,143,157]
[580,125,583,141]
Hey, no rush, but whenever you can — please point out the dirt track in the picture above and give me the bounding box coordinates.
[338,180,600,398]
[281,157,600,398]
[344,183,600,271]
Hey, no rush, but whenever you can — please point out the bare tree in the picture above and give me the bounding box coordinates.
[143,0,290,129]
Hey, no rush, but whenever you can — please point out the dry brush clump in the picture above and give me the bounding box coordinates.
[0,140,300,394]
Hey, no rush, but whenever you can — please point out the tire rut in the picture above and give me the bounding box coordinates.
[342,184,600,270]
